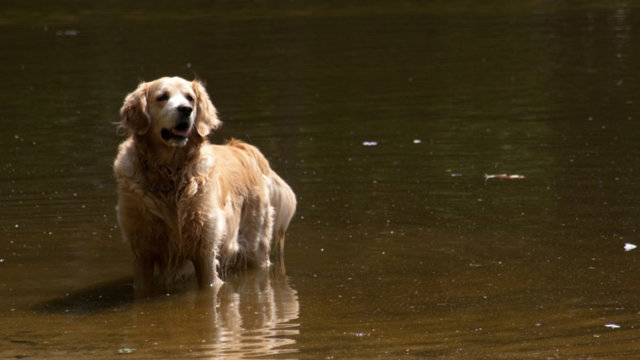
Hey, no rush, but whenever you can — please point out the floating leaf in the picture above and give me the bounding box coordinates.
[484,173,526,181]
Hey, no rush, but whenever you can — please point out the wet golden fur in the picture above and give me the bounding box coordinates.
[113,77,296,297]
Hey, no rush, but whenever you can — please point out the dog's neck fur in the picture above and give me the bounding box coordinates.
[134,134,205,194]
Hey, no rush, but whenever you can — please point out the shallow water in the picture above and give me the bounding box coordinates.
[3,1,640,359]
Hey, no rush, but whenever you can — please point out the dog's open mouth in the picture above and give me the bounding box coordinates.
[161,122,191,143]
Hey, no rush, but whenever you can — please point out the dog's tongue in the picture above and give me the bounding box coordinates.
[171,128,189,137]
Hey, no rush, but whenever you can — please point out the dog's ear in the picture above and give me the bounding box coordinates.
[193,79,222,138]
[120,82,150,135]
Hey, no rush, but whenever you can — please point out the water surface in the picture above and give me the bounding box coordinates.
[2,1,640,359]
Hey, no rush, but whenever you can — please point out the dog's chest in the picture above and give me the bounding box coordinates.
[144,176,211,241]
[145,175,202,204]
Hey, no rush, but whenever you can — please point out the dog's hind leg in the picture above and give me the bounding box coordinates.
[275,230,286,275]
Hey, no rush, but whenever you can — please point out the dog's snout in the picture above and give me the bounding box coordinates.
[177,105,193,117]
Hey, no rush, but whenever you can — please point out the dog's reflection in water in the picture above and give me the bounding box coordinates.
[209,271,299,357]
[33,269,299,357]
[127,270,300,358]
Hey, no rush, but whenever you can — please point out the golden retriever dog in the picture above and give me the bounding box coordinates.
[113,76,296,297]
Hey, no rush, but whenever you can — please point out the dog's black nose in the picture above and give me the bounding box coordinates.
[177,105,193,117]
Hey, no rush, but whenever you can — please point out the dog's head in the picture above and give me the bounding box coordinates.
[120,76,221,147]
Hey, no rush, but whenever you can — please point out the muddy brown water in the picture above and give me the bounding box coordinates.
[2,2,640,359]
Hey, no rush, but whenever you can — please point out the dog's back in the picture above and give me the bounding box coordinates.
[217,139,296,271]
[225,139,297,236]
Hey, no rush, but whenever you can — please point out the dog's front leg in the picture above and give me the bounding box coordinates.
[133,256,154,298]
[193,251,219,289]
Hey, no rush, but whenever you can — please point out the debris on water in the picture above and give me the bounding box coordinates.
[445,169,462,177]
[56,30,79,36]
[624,243,637,252]
[413,139,422,144]
[118,348,136,354]
[604,323,621,329]
[362,141,378,146]
[484,173,526,181]
[348,332,371,337]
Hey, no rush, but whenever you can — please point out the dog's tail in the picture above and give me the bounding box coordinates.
[268,171,297,274]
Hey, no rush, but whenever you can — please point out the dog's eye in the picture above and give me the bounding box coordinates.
[185,94,194,102]
[156,93,169,102]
